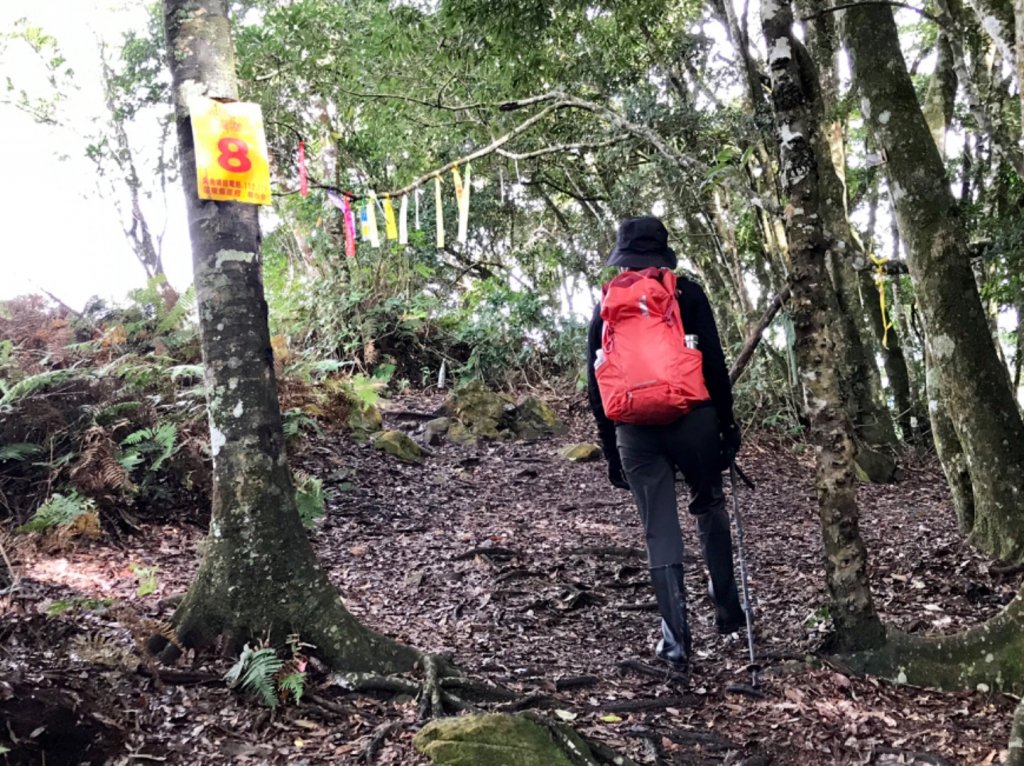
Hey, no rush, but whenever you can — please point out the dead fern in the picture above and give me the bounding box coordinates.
[71,426,129,494]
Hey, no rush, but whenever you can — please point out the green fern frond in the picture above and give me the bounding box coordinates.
[150,423,177,471]
[277,671,306,704]
[155,286,196,334]
[121,428,152,447]
[168,363,204,382]
[17,492,95,533]
[294,472,325,528]
[0,369,87,406]
[226,644,283,709]
[0,442,43,461]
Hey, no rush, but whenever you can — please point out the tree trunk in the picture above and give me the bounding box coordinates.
[798,0,898,450]
[841,2,1024,563]
[964,0,1017,64]
[158,0,418,673]
[760,1,884,651]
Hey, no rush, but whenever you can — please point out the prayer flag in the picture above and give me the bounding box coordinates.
[398,194,409,245]
[383,195,398,240]
[434,176,444,249]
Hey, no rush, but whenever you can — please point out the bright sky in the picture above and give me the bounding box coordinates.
[1,0,192,309]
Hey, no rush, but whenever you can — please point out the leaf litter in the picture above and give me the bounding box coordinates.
[0,392,1017,764]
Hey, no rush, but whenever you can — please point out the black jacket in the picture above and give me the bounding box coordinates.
[586,275,735,458]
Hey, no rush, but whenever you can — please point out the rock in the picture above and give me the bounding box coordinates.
[423,417,452,446]
[413,713,585,766]
[560,443,602,462]
[854,445,898,483]
[347,402,382,442]
[513,396,565,440]
[372,430,425,464]
[447,420,477,445]
[444,381,513,439]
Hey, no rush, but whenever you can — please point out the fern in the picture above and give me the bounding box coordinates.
[294,472,325,528]
[168,363,204,382]
[277,671,306,704]
[17,492,96,533]
[121,423,177,472]
[0,368,87,406]
[155,286,196,334]
[0,442,42,461]
[226,644,284,709]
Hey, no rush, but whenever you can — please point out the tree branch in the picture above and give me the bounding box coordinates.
[800,1,947,26]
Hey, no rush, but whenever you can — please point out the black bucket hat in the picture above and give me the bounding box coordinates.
[605,216,677,270]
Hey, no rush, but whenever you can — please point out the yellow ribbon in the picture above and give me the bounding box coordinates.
[869,253,893,349]
[383,194,398,241]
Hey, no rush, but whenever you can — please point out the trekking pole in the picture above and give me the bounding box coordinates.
[727,461,763,697]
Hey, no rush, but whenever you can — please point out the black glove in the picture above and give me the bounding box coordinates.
[720,422,741,470]
[607,454,630,490]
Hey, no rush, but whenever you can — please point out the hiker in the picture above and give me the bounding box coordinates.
[587,216,745,669]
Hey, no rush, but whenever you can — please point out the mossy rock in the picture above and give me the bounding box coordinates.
[513,396,565,440]
[347,402,383,442]
[560,443,602,462]
[445,381,514,438]
[423,417,452,445]
[447,420,478,445]
[854,445,898,483]
[413,713,587,766]
[372,430,424,464]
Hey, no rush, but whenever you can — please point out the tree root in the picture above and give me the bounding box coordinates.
[837,599,1024,694]
[618,658,689,685]
[1009,696,1024,766]
[360,720,402,763]
[326,654,527,719]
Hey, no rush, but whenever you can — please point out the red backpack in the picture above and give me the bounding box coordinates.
[595,268,710,424]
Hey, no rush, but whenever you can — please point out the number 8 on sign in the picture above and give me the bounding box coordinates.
[189,96,271,205]
[217,137,252,173]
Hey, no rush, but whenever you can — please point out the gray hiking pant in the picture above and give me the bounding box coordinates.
[616,407,742,623]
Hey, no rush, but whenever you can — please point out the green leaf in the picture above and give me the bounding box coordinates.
[0,442,42,461]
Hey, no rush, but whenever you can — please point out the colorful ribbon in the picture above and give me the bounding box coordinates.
[383,195,398,240]
[453,164,471,243]
[298,140,308,197]
[434,176,444,249]
[398,194,409,245]
[366,191,380,247]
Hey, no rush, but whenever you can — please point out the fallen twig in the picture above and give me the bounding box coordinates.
[617,659,689,685]
[453,546,523,562]
[361,720,402,763]
[555,675,601,691]
[599,695,696,713]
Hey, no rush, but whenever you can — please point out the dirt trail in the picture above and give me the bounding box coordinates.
[1,393,1018,764]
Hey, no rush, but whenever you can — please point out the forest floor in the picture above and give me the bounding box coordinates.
[1,391,1020,765]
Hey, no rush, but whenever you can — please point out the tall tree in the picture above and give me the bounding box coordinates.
[759,0,884,651]
[153,0,417,673]
[841,0,1024,563]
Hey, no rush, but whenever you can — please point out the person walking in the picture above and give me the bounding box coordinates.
[587,216,745,669]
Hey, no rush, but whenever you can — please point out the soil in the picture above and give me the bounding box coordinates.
[1,392,1019,765]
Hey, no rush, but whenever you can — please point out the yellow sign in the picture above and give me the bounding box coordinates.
[189,97,272,205]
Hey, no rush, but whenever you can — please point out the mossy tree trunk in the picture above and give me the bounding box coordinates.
[760,1,885,651]
[797,0,898,450]
[158,0,417,673]
[841,1,1024,563]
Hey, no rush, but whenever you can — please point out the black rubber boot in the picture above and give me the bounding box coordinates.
[649,564,692,668]
[696,505,746,634]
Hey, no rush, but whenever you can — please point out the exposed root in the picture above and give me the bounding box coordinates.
[838,599,1024,694]
[327,656,524,719]
[1009,696,1024,766]
[360,720,402,763]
